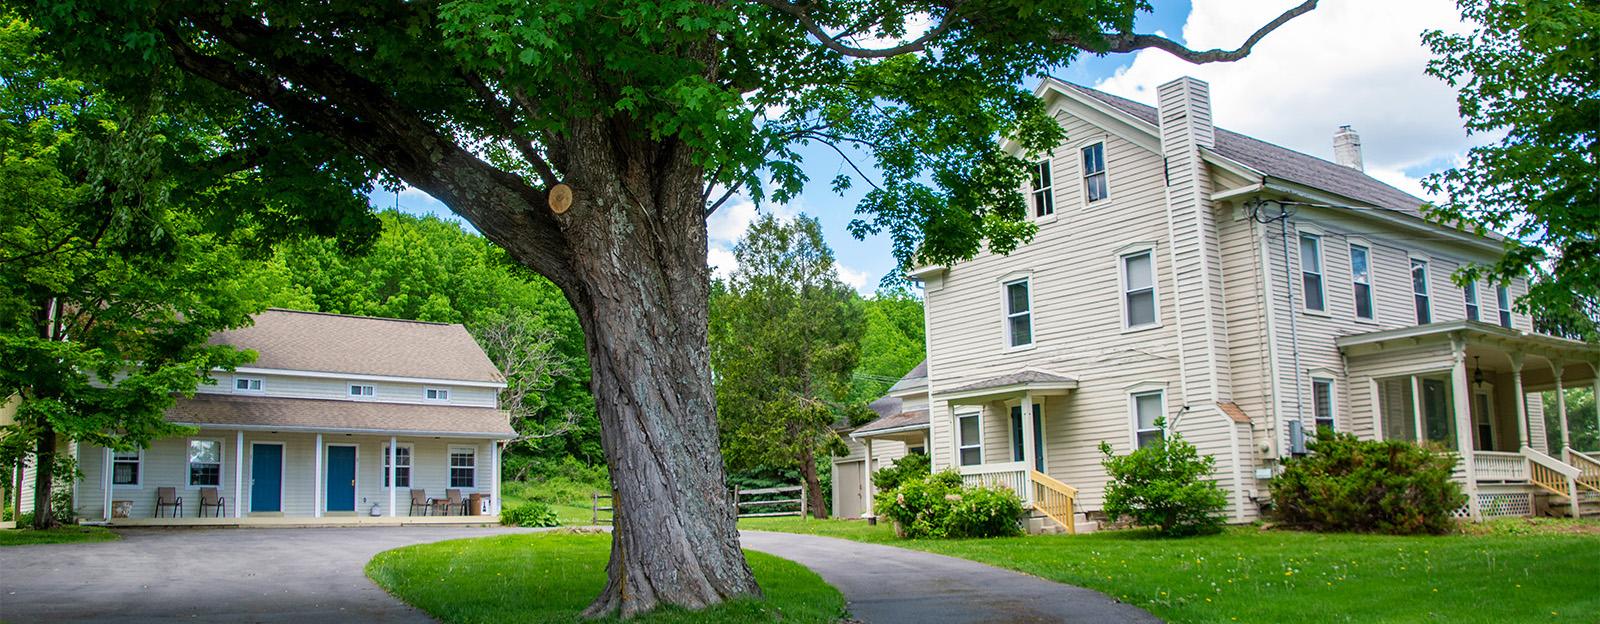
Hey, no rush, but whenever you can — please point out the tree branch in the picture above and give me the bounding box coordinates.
[1073,0,1318,63]
[749,0,962,58]
[462,71,560,188]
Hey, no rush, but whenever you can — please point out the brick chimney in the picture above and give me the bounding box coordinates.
[1333,125,1363,171]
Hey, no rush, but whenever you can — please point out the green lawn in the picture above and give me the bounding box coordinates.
[740,517,1600,624]
[366,531,845,624]
[500,479,608,526]
[0,525,119,546]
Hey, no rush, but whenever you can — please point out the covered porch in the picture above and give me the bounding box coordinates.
[1338,321,1600,519]
[935,369,1081,532]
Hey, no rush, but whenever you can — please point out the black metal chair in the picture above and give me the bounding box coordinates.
[198,487,226,517]
[155,487,183,518]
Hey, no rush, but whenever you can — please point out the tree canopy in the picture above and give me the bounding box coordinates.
[1423,0,1600,340]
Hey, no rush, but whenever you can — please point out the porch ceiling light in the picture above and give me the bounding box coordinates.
[1473,356,1484,387]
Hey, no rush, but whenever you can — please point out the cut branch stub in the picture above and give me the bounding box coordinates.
[549,183,574,215]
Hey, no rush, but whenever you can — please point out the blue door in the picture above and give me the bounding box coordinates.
[326,446,356,512]
[250,444,283,512]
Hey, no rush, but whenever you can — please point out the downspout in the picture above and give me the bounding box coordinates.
[1277,211,1307,444]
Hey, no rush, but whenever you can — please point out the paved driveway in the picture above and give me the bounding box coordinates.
[0,526,534,623]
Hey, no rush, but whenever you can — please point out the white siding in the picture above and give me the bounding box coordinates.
[199,371,498,408]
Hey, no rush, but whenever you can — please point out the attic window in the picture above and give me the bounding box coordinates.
[424,387,451,402]
[1082,143,1108,202]
[1030,160,1055,218]
[349,384,376,398]
[234,377,263,393]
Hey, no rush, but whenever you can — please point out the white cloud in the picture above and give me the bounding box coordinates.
[1093,0,1479,201]
[836,264,872,294]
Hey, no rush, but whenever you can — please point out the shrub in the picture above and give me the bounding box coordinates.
[500,501,560,527]
[871,452,930,492]
[1099,428,1228,537]
[874,470,1024,539]
[1270,431,1465,535]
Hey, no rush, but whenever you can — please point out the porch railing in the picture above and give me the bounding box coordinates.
[1473,451,1529,482]
[1564,449,1600,494]
[959,462,1029,496]
[1029,470,1078,534]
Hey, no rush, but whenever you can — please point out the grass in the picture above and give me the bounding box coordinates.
[0,525,119,546]
[500,479,608,526]
[740,516,1600,624]
[367,531,845,623]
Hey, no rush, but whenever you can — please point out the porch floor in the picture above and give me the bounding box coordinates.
[99,514,499,528]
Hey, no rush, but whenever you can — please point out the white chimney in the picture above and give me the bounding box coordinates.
[1333,125,1363,171]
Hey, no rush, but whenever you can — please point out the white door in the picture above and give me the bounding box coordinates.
[834,460,864,518]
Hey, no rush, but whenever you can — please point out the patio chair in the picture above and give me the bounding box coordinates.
[409,490,430,516]
[155,487,183,518]
[433,489,465,516]
[198,487,226,517]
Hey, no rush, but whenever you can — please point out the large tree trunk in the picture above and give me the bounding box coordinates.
[562,129,759,618]
[30,424,55,530]
[797,446,828,519]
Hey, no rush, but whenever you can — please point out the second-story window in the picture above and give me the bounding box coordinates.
[1082,143,1108,202]
[234,377,263,393]
[424,387,451,402]
[1350,244,1374,320]
[1121,250,1157,329]
[1299,234,1325,312]
[1464,282,1480,321]
[349,384,375,398]
[1496,285,1513,328]
[1004,278,1033,348]
[1411,258,1432,324]
[1030,160,1054,218]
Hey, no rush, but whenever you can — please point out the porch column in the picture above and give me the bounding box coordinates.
[101,446,112,521]
[1020,392,1037,505]
[1511,353,1529,449]
[1592,362,1600,453]
[233,430,244,518]
[313,433,323,518]
[491,441,501,514]
[1552,359,1569,452]
[862,438,875,520]
[1450,337,1481,520]
[387,436,397,517]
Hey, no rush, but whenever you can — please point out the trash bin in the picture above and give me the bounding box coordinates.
[469,493,483,516]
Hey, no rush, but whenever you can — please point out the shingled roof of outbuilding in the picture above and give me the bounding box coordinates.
[168,394,515,438]
[210,309,503,384]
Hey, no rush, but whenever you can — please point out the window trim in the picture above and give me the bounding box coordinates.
[1029,159,1055,220]
[423,387,451,402]
[1348,242,1375,322]
[111,449,143,488]
[383,442,414,489]
[1410,257,1432,325]
[1080,140,1110,204]
[1001,276,1035,350]
[1464,281,1480,322]
[348,383,376,399]
[1496,285,1513,328]
[1129,388,1167,449]
[1117,246,1161,332]
[448,445,478,489]
[186,438,224,488]
[1311,376,1336,432]
[956,410,983,467]
[1299,233,1327,314]
[233,376,264,394]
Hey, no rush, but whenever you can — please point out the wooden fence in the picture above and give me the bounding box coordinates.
[733,484,806,518]
[590,491,614,525]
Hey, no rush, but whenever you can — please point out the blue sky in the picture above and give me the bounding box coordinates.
[376,0,1476,294]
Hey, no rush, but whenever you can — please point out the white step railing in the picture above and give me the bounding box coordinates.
[1564,449,1600,493]
[959,462,1029,501]
[1523,446,1582,518]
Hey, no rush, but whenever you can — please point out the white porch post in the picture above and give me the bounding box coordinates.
[233,430,244,518]
[387,436,397,517]
[491,441,501,514]
[101,446,112,521]
[1450,337,1481,520]
[1552,359,1569,452]
[1020,392,1037,505]
[313,433,324,518]
[1511,353,1529,449]
[862,438,875,520]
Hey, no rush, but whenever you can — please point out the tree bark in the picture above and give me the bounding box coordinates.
[797,446,828,519]
[30,424,55,530]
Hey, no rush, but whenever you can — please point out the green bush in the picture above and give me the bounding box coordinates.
[1270,431,1465,535]
[874,470,1023,539]
[871,452,930,492]
[500,501,561,527]
[1099,428,1228,536]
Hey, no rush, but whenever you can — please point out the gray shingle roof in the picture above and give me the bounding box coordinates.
[1056,81,1429,219]
[886,360,928,395]
[169,394,515,437]
[854,409,930,436]
[944,369,1077,395]
[210,309,503,384]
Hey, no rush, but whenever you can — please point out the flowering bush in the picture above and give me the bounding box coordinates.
[874,469,1023,538]
[1271,431,1464,535]
[1099,427,1228,537]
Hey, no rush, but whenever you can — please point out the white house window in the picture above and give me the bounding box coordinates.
[187,439,222,487]
[424,387,451,402]
[1299,234,1325,312]
[1122,250,1157,328]
[1410,259,1431,324]
[112,450,142,486]
[449,447,477,487]
[1082,142,1108,202]
[383,444,413,488]
[349,384,376,398]
[1131,390,1164,448]
[1496,286,1512,328]
[1350,244,1374,320]
[1312,378,1335,432]
[957,412,982,466]
[1030,160,1055,218]
[1003,278,1033,348]
[234,377,263,392]
[1464,282,1480,322]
